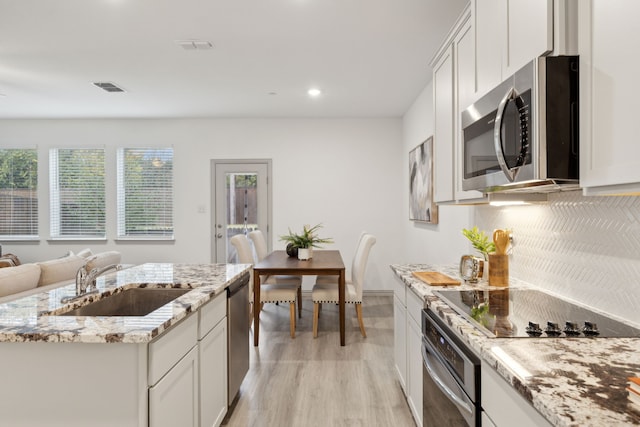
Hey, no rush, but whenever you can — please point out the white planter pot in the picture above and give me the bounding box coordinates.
[297,248,312,260]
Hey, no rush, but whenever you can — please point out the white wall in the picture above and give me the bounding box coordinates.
[401,82,472,265]
[0,118,403,291]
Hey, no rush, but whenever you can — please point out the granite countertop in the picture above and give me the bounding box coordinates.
[0,263,251,344]
[391,263,640,427]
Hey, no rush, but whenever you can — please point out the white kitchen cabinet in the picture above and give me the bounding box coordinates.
[0,291,231,427]
[433,43,455,204]
[406,312,423,427]
[475,0,554,97]
[482,361,552,427]
[474,0,506,97]
[149,312,199,385]
[433,5,483,204]
[149,346,199,427]
[148,313,200,427]
[504,0,553,77]
[199,296,228,427]
[578,0,640,195]
[406,288,424,427]
[454,9,484,202]
[393,276,423,427]
[393,294,407,392]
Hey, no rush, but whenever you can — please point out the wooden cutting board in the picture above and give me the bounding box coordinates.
[411,271,461,287]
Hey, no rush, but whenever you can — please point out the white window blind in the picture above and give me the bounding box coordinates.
[0,149,38,239]
[117,148,174,239]
[49,148,105,238]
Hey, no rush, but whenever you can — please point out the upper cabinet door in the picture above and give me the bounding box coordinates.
[475,0,506,97]
[475,0,554,97]
[579,0,640,195]
[455,13,484,201]
[433,44,455,204]
[504,0,554,76]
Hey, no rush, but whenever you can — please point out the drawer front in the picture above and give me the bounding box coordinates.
[198,294,226,339]
[406,287,425,325]
[148,313,198,386]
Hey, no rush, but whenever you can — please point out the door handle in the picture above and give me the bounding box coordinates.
[216,233,223,239]
[422,339,474,415]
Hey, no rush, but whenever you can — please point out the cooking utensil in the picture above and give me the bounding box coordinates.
[493,229,510,255]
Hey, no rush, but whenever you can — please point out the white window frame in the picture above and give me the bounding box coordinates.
[116,147,174,240]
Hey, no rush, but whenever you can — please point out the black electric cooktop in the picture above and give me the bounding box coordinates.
[433,288,640,338]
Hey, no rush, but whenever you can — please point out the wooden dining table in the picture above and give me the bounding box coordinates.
[252,250,346,346]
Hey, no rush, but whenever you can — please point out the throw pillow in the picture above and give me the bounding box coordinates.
[0,264,41,297]
[37,255,86,286]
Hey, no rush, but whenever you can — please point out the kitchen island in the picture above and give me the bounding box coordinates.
[0,263,251,427]
[391,264,640,427]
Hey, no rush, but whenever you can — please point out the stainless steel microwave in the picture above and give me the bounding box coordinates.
[461,56,579,193]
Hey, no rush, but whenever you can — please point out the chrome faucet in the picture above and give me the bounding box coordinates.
[61,264,122,304]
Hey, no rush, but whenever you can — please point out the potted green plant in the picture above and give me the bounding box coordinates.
[461,226,495,261]
[279,223,333,260]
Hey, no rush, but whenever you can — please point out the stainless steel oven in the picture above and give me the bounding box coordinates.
[422,308,480,427]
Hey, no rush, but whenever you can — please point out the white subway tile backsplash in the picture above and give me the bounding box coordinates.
[475,190,640,325]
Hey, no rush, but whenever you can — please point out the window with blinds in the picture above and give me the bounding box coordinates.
[49,148,105,238]
[117,148,174,239]
[0,149,38,239]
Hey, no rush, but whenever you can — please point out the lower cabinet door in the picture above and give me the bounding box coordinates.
[407,316,423,427]
[149,346,199,427]
[393,295,407,392]
[199,320,228,427]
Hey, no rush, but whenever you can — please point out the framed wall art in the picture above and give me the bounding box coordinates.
[409,136,438,223]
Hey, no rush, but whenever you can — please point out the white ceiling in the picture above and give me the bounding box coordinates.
[0,0,468,119]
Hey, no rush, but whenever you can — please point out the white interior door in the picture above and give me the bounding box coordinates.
[212,160,271,263]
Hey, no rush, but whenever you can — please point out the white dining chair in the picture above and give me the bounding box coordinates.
[311,233,376,338]
[314,231,366,286]
[230,233,298,338]
[248,230,303,318]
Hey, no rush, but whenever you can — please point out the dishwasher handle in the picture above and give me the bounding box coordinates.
[422,338,474,416]
[227,275,249,297]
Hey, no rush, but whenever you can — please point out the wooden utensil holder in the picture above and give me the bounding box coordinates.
[488,253,509,287]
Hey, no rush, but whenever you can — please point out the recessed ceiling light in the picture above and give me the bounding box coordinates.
[308,88,322,97]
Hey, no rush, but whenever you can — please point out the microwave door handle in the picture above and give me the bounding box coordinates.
[494,87,518,182]
[422,339,474,416]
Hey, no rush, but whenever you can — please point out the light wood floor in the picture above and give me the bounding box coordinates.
[222,296,416,427]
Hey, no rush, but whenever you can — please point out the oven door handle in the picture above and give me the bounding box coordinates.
[422,339,474,416]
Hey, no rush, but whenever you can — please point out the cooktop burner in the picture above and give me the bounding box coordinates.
[433,288,640,338]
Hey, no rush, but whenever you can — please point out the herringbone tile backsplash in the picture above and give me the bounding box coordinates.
[475,190,640,325]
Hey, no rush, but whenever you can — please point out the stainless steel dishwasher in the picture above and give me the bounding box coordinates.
[227,273,250,406]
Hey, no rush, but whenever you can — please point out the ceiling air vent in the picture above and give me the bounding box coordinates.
[175,40,214,50]
[93,82,125,93]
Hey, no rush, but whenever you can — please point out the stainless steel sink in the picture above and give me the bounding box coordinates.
[55,288,191,317]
